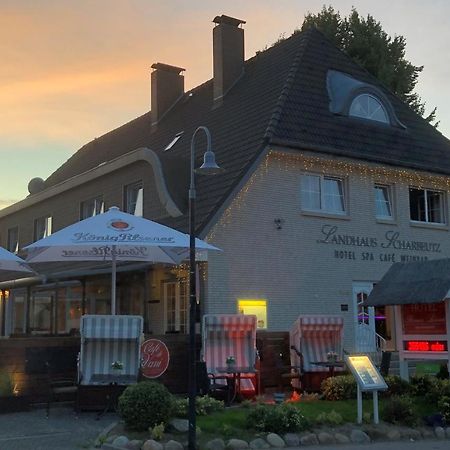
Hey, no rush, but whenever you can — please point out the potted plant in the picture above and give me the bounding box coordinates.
[326,350,338,363]
[111,361,124,373]
[226,356,236,371]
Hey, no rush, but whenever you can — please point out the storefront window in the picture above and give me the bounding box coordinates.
[238,299,267,329]
[57,284,83,335]
[29,291,53,334]
[86,278,111,315]
[10,289,26,334]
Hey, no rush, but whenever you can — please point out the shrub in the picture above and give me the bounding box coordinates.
[118,381,174,431]
[409,375,436,397]
[437,364,450,380]
[172,395,224,417]
[438,396,450,424]
[0,371,13,397]
[150,423,165,441]
[383,375,410,397]
[381,395,418,426]
[246,404,309,433]
[315,410,344,426]
[426,379,450,404]
[321,375,356,401]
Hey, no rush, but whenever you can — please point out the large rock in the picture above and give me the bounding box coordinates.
[283,433,299,447]
[266,433,285,448]
[317,432,334,445]
[112,436,129,447]
[435,427,446,439]
[142,440,163,450]
[446,427,450,439]
[205,438,226,450]
[164,440,183,450]
[299,433,319,446]
[400,428,421,441]
[126,440,143,450]
[169,418,189,433]
[226,439,249,449]
[420,428,435,439]
[386,429,401,441]
[334,433,350,444]
[350,429,370,444]
[249,438,270,449]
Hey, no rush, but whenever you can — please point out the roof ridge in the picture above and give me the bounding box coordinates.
[263,33,309,141]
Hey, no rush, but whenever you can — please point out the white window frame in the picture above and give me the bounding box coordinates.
[7,227,19,253]
[34,215,52,241]
[349,93,389,124]
[124,181,143,216]
[374,184,393,220]
[163,281,188,334]
[409,187,446,225]
[80,196,104,220]
[300,173,347,215]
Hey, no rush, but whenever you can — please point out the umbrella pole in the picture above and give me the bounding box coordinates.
[111,245,117,315]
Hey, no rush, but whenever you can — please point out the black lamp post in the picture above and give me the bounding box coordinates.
[188,126,223,450]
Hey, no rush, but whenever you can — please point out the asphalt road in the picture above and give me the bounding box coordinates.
[0,405,116,450]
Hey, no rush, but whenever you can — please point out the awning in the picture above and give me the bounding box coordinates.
[365,258,450,306]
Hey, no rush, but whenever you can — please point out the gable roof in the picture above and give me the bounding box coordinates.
[41,27,450,234]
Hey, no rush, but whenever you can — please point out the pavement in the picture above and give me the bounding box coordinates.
[0,404,117,450]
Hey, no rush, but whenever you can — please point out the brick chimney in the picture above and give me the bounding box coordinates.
[212,15,246,103]
[151,63,185,126]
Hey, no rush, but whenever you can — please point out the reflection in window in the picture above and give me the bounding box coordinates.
[7,227,19,253]
[374,185,393,219]
[10,289,26,334]
[349,94,389,123]
[29,291,52,334]
[80,197,104,220]
[164,281,188,333]
[124,181,143,216]
[301,174,346,214]
[57,284,82,335]
[34,216,52,241]
[409,187,445,224]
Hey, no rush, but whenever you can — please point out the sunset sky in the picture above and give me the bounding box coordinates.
[2,0,450,209]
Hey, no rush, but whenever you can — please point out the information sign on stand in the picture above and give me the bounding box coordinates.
[345,355,387,424]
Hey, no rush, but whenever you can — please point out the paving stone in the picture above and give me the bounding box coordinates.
[435,426,446,439]
[112,436,129,447]
[249,437,270,449]
[266,433,285,447]
[317,432,334,445]
[142,439,164,450]
[226,439,249,449]
[283,433,299,447]
[299,433,319,446]
[334,433,350,444]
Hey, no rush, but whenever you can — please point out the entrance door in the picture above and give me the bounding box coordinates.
[163,281,188,334]
[353,282,376,352]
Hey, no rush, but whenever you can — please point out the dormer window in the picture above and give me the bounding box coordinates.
[349,94,389,124]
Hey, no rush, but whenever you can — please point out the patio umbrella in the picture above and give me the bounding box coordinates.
[0,245,34,282]
[24,206,220,314]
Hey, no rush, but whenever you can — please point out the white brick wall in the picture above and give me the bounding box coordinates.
[205,150,450,351]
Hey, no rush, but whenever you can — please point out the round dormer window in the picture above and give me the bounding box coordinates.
[349,93,389,124]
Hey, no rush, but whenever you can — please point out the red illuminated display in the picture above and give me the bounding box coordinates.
[405,341,447,352]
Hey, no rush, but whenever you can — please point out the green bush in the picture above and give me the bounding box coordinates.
[409,375,436,397]
[172,395,224,417]
[315,410,344,425]
[438,396,450,424]
[426,379,450,404]
[0,371,13,397]
[381,395,418,426]
[118,381,175,431]
[321,375,356,401]
[437,365,450,380]
[246,404,309,433]
[383,375,410,397]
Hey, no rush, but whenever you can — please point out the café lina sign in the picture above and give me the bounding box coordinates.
[141,338,170,379]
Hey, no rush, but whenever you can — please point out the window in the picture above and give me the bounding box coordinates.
[164,281,188,333]
[7,227,19,253]
[349,94,389,124]
[301,174,346,214]
[409,188,445,224]
[80,196,104,220]
[374,185,393,219]
[164,131,184,151]
[34,216,52,241]
[124,181,143,216]
[238,299,267,329]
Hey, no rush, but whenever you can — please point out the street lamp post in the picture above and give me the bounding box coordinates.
[188,126,223,450]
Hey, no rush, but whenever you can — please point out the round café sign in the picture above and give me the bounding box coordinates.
[141,339,170,378]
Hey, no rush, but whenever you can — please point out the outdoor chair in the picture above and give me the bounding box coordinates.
[46,361,78,418]
[196,361,234,405]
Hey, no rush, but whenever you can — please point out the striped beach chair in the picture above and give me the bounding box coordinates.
[290,315,344,387]
[78,315,143,385]
[202,314,258,398]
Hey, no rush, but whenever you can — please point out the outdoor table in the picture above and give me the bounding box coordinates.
[216,366,257,402]
[310,361,344,377]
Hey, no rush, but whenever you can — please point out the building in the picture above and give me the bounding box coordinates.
[1,15,450,393]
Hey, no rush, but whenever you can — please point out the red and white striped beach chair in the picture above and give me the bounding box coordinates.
[202,314,258,398]
[290,315,344,389]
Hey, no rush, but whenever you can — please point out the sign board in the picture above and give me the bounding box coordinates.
[345,355,387,391]
[141,338,170,379]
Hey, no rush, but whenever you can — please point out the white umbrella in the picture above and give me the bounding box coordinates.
[24,206,220,314]
[0,246,34,282]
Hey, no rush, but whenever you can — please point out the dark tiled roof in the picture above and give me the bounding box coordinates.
[44,28,450,234]
[365,258,450,306]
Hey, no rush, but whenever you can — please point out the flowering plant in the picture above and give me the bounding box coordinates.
[326,351,337,362]
[226,356,236,365]
[111,360,124,370]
